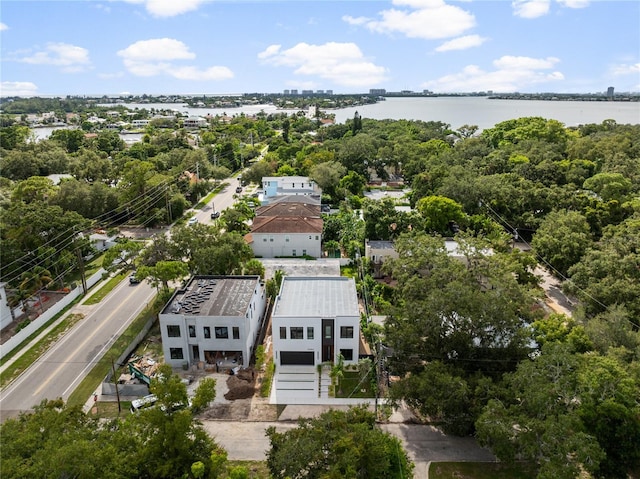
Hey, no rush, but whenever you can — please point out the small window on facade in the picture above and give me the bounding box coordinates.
[315,236,319,240]
[233,327,240,339]
[285,235,290,242]
[325,325,332,339]
[270,237,274,242]
[188,325,196,338]
[170,348,184,359]
[309,236,312,240]
[280,327,287,340]
[340,326,354,339]
[302,249,307,256]
[215,327,229,339]
[290,327,303,339]
[263,238,267,242]
[167,325,181,337]
[307,327,314,339]
[292,250,297,256]
[204,326,211,339]
[340,349,353,361]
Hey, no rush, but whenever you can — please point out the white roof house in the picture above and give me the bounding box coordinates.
[159,276,267,369]
[261,176,320,199]
[271,277,360,368]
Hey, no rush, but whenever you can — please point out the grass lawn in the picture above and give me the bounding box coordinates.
[226,460,270,478]
[82,273,126,305]
[429,462,539,479]
[87,400,133,419]
[336,369,374,398]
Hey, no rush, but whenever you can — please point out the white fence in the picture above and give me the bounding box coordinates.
[0,269,106,360]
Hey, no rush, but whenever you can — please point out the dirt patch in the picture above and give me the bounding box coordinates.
[224,369,256,400]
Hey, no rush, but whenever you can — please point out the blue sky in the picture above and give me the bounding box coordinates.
[1,0,639,97]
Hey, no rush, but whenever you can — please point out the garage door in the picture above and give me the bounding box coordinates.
[280,351,314,366]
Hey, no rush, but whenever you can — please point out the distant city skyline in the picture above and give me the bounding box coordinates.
[1,0,639,97]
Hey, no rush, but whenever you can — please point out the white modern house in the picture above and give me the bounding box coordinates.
[159,276,267,368]
[262,176,320,199]
[0,282,14,330]
[271,277,360,367]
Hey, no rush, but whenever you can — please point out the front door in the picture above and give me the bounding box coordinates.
[321,319,334,362]
[192,345,200,363]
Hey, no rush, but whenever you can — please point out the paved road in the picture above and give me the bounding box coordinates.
[203,420,495,473]
[0,279,156,420]
[192,175,247,226]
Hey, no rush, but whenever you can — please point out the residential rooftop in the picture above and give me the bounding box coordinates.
[161,275,260,317]
[273,277,359,317]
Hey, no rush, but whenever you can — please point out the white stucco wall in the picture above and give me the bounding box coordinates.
[251,233,321,258]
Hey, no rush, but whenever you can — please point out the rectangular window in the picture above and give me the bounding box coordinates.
[307,327,314,340]
[325,325,332,339]
[302,249,307,256]
[285,235,290,242]
[340,349,353,361]
[215,327,228,339]
[167,325,181,337]
[340,326,354,339]
[203,326,211,339]
[233,327,240,339]
[280,327,287,340]
[315,236,319,240]
[263,238,267,242]
[270,236,274,242]
[170,348,184,359]
[292,250,296,256]
[290,327,303,339]
[188,325,196,338]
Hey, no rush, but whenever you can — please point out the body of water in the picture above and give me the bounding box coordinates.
[33,97,639,141]
[331,96,640,130]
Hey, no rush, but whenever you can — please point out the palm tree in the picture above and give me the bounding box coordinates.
[19,267,53,313]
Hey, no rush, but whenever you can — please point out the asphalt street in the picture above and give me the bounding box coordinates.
[0,279,156,420]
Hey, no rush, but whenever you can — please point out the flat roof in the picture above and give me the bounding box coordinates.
[273,277,359,317]
[162,275,260,317]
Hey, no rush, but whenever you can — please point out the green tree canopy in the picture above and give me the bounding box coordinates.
[266,406,414,479]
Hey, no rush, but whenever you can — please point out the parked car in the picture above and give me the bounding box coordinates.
[187,216,198,225]
[129,272,141,284]
[211,210,220,219]
[235,186,243,194]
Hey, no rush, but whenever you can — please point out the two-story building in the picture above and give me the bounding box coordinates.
[271,277,360,367]
[261,176,320,199]
[247,195,323,258]
[159,276,267,369]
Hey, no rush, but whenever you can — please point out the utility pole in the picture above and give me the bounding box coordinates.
[112,357,122,413]
[76,247,87,294]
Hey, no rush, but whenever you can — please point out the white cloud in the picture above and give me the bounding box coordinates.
[171,65,233,81]
[118,38,196,61]
[257,44,281,59]
[512,0,551,18]
[19,43,91,72]
[258,42,388,87]
[422,55,564,92]
[610,62,640,76]
[493,55,560,70]
[117,38,233,81]
[556,0,590,8]
[0,81,38,97]
[120,0,205,17]
[513,0,588,18]
[344,0,476,40]
[435,34,487,52]
[0,22,8,31]
[342,15,370,26]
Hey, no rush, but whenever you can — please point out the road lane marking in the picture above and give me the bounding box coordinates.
[32,286,153,397]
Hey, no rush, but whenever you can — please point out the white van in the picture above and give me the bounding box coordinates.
[130,394,157,413]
